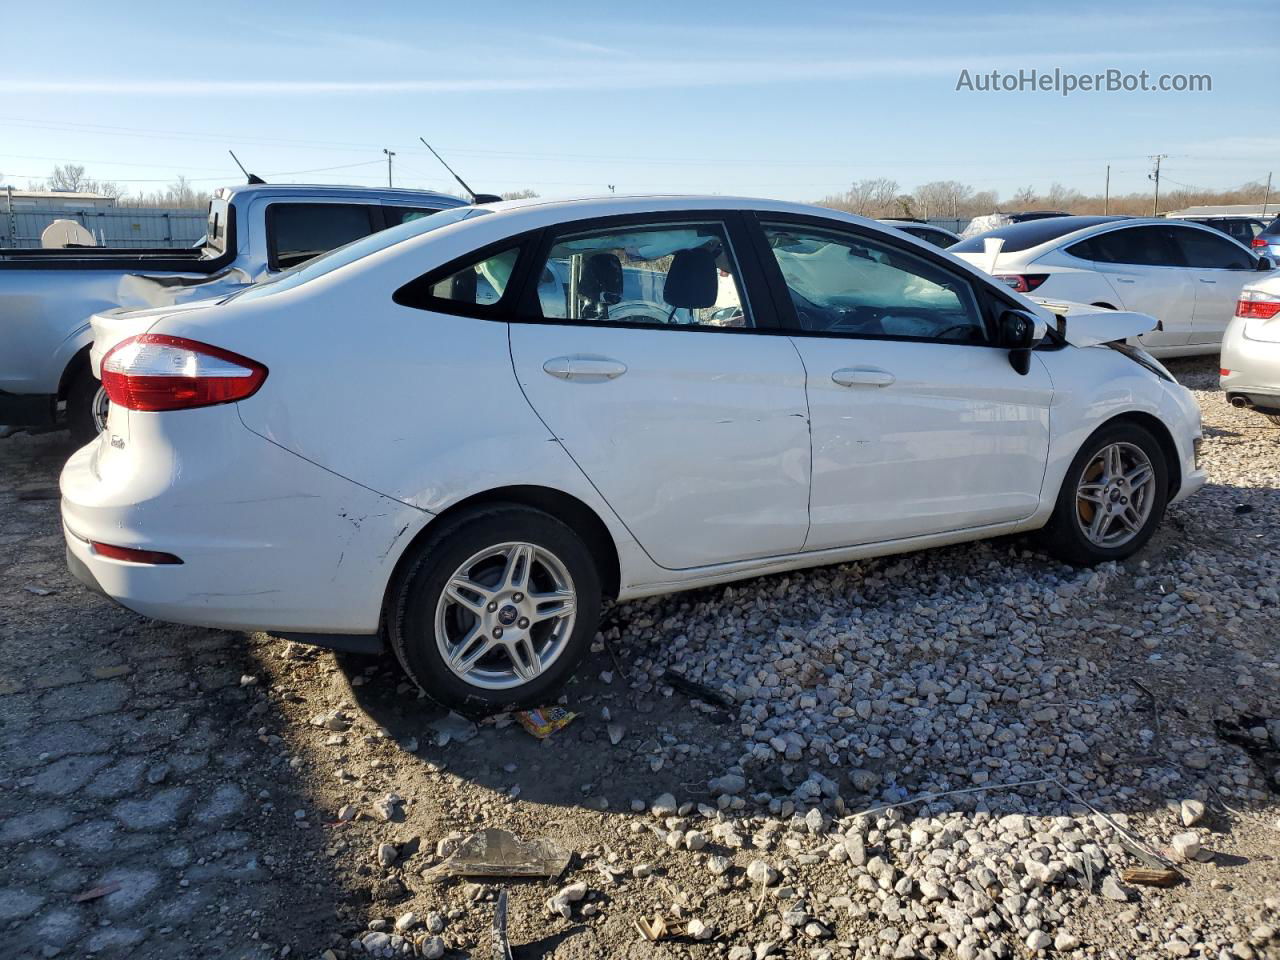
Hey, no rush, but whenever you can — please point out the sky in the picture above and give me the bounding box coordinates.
[2,0,1278,204]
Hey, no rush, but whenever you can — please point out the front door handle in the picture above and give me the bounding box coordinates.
[832,366,895,388]
[1198,278,1217,284]
[543,355,628,381]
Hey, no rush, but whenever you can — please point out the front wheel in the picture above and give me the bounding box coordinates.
[1038,422,1169,565]
[388,504,602,712]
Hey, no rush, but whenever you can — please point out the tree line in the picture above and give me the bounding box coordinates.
[3,163,1272,219]
[818,177,1275,220]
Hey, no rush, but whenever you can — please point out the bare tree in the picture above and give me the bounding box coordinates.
[48,163,90,192]
[500,188,539,201]
[912,180,974,219]
[1010,185,1038,207]
[818,178,900,217]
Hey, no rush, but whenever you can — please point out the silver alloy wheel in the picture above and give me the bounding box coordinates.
[1074,441,1155,548]
[91,384,111,434]
[434,541,577,691]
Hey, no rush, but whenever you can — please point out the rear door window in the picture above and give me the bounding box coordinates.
[530,222,750,329]
[267,203,378,270]
[1172,226,1253,269]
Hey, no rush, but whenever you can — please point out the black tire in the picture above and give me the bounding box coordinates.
[66,368,105,446]
[1038,421,1169,565]
[388,504,602,713]
[1265,413,1280,428]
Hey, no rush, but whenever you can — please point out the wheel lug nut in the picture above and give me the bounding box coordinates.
[487,602,498,612]
[513,592,524,602]
[517,617,530,629]
[492,626,503,639]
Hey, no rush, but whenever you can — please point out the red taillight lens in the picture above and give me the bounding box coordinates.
[101,334,267,412]
[90,541,183,565]
[1251,235,1269,248]
[1235,297,1280,319]
[1220,368,1231,376]
[994,274,1049,294]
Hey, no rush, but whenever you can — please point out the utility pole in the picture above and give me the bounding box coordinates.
[1263,172,1273,218]
[1104,165,1110,215]
[1148,154,1167,216]
[383,148,395,188]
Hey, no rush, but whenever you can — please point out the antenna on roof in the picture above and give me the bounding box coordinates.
[228,150,266,185]
[418,137,501,204]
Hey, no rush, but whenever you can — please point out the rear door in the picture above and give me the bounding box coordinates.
[1069,225,1194,348]
[1170,224,1259,346]
[507,213,811,569]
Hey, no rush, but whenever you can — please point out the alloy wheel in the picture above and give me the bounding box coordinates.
[1074,442,1156,548]
[433,541,577,690]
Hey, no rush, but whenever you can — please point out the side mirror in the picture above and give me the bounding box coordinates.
[1258,256,1274,272]
[1000,309,1046,375]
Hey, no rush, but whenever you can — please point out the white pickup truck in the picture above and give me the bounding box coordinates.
[0,182,465,440]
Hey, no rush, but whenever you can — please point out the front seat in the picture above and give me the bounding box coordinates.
[662,248,719,322]
[578,253,623,319]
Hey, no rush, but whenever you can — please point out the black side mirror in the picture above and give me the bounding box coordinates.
[1258,256,1274,272]
[1000,309,1041,375]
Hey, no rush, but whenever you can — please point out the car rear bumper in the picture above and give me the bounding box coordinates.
[60,407,426,634]
[1220,318,1280,412]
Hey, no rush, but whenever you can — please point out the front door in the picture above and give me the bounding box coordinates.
[755,219,1054,550]
[508,216,811,569]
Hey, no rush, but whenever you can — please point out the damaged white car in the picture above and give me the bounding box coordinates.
[63,196,1205,710]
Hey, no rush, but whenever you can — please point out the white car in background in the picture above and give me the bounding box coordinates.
[1221,275,1280,425]
[63,196,1204,711]
[951,216,1278,357]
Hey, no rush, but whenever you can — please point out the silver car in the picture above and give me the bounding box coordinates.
[1221,274,1280,425]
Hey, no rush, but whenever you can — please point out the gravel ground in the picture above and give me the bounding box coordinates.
[2,356,1278,960]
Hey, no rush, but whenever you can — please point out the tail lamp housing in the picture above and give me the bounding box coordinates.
[101,334,267,412]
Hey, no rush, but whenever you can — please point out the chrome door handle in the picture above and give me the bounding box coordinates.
[832,366,895,388]
[543,356,628,381]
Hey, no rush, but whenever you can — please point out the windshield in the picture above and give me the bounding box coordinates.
[228,205,488,303]
[951,216,1129,253]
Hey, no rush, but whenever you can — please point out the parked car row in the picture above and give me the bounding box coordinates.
[62,196,1207,709]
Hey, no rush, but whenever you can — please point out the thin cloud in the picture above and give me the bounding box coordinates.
[5,46,1264,97]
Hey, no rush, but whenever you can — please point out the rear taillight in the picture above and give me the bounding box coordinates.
[994,273,1049,294]
[90,541,183,565]
[101,334,267,412]
[1251,235,1269,248]
[1235,291,1280,320]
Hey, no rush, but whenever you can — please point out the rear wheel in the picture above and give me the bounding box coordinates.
[1039,421,1168,565]
[66,368,108,445]
[388,504,601,712]
[1265,413,1280,427]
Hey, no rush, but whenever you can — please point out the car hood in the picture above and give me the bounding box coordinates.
[88,301,216,377]
[1029,298,1158,347]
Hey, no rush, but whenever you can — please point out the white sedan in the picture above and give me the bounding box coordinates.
[950,215,1277,357]
[63,196,1205,710]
